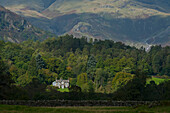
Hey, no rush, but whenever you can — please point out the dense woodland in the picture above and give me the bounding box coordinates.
[0,35,170,100]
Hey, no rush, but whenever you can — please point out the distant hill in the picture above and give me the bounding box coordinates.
[0,0,169,46]
[136,0,170,13]
[0,5,55,43]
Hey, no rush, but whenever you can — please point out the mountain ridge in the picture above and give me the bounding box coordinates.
[0,5,55,43]
[0,0,169,46]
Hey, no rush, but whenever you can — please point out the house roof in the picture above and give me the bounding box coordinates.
[56,79,69,83]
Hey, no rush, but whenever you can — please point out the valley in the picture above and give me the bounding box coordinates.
[0,0,170,109]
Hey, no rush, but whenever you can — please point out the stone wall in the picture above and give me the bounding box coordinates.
[0,100,160,107]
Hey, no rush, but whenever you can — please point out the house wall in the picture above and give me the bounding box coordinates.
[53,80,69,89]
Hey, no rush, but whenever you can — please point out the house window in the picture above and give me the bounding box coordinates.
[61,85,64,89]
[65,83,69,88]
[52,81,56,86]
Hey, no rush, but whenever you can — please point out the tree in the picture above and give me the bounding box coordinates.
[24,78,47,100]
[144,81,160,100]
[0,57,14,99]
[46,58,62,73]
[17,73,33,87]
[88,80,94,93]
[77,73,88,87]
[164,55,170,76]
[117,57,135,72]
[96,57,104,68]
[36,54,46,70]
[152,52,162,74]
[69,85,81,92]
[158,80,170,100]
[76,73,88,92]
[27,56,38,77]
[95,68,107,91]
[112,72,134,91]
[38,69,57,85]
[112,70,148,100]
[58,65,74,79]
[67,52,76,68]
[87,55,97,81]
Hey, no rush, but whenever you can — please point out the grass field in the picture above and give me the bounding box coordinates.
[0,104,170,113]
[57,88,69,92]
[147,76,170,85]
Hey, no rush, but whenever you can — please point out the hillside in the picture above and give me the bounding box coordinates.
[0,5,55,43]
[0,0,170,45]
[0,35,169,100]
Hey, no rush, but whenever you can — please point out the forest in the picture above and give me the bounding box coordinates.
[0,34,170,101]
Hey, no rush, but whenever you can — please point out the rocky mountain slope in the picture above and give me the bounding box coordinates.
[0,0,169,46]
[0,5,54,43]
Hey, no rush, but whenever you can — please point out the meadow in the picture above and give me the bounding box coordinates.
[1,104,170,113]
[57,88,69,92]
[147,76,170,85]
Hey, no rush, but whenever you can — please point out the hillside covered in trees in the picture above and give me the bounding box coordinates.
[0,35,170,100]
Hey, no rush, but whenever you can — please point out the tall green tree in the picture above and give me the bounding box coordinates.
[76,73,88,92]
[112,70,147,100]
[36,54,46,69]
[112,72,134,91]
[0,57,14,99]
[87,55,97,81]
[95,68,107,91]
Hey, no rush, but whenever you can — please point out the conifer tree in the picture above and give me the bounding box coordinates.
[36,54,45,69]
[87,55,97,81]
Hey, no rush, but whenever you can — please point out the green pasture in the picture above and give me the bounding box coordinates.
[0,104,170,113]
[57,88,69,92]
[147,76,170,85]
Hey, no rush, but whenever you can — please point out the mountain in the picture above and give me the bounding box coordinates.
[0,5,55,43]
[0,0,169,46]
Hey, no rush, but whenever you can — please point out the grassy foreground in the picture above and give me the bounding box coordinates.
[0,104,170,113]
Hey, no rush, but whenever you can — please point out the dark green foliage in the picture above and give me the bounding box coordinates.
[87,55,97,69]
[112,70,147,100]
[23,78,47,100]
[157,80,170,100]
[112,70,170,101]
[0,57,11,85]
[36,54,46,69]
[88,80,94,93]
[0,57,15,99]
[87,55,97,81]
[69,85,81,92]
[164,55,170,75]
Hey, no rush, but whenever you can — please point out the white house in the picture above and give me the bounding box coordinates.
[52,78,69,89]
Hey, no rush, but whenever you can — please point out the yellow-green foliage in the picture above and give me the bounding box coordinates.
[57,88,69,92]
[112,72,134,91]
[147,76,170,85]
[76,73,89,92]
[77,73,88,86]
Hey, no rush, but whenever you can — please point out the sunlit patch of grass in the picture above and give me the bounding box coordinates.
[147,76,170,85]
[57,88,69,92]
